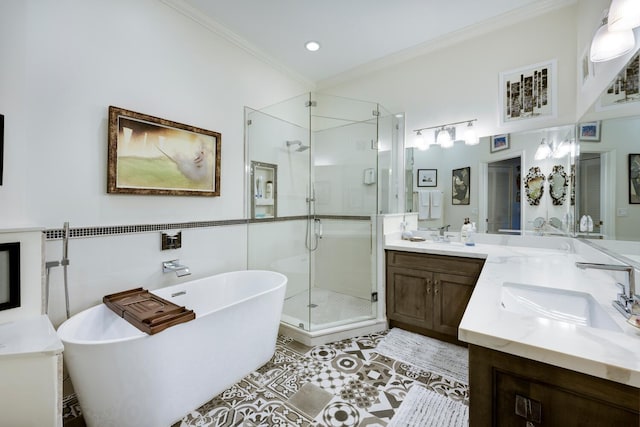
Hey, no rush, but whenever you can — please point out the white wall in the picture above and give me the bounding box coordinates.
[0,0,309,227]
[0,0,309,325]
[320,5,578,139]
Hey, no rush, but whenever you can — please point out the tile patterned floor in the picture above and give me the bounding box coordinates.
[63,330,469,427]
[172,331,469,427]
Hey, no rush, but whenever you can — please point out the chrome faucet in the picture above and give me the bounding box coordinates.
[162,259,191,277]
[575,262,637,318]
[439,225,451,236]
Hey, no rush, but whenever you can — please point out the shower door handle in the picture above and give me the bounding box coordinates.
[314,218,323,239]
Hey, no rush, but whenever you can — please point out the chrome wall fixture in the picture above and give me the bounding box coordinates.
[533,133,576,160]
[413,119,478,150]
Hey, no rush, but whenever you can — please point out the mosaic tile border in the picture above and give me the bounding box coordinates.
[45,216,372,240]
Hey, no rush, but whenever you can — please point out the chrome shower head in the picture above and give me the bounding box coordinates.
[286,140,310,152]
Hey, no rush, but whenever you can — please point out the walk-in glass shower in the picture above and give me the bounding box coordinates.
[245,93,400,338]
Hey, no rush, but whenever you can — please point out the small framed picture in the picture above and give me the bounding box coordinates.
[452,167,470,205]
[490,134,510,153]
[578,121,601,142]
[630,153,640,204]
[417,169,437,187]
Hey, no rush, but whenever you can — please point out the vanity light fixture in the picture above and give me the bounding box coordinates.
[608,0,640,31]
[590,12,635,62]
[305,41,321,52]
[412,118,477,149]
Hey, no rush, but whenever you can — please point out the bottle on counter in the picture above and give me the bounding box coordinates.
[461,218,472,243]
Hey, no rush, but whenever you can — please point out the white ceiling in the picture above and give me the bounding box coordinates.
[173,0,570,84]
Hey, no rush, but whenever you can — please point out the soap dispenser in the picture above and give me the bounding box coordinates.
[461,218,471,243]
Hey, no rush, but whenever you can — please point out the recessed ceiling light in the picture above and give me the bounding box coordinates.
[305,41,320,52]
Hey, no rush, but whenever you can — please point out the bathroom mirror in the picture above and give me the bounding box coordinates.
[406,123,576,236]
[572,49,640,268]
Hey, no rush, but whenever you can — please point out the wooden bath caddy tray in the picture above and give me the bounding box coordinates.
[103,287,195,335]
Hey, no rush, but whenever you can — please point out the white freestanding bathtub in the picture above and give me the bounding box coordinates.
[57,270,287,427]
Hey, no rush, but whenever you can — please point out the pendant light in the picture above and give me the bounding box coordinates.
[608,0,640,31]
[590,14,635,62]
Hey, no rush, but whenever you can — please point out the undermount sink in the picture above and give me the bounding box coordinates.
[500,282,622,332]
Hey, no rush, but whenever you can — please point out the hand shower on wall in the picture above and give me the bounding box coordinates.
[286,140,310,152]
[305,186,322,251]
[45,221,71,319]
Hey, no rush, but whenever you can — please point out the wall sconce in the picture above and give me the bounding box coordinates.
[413,119,477,149]
[534,135,575,160]
[534,138,553,160]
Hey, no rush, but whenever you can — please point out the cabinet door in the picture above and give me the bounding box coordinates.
[386,266,433,329]
[432,272,476,336]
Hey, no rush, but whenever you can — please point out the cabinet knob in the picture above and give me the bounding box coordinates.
[426,279,432,293]
[434,280,439,294]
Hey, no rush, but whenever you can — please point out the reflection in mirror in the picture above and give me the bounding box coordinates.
[405,124,576,237]
[577,47,640,269]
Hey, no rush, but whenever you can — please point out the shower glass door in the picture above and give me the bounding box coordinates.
[308,93,380,331]
[246,92,390,333]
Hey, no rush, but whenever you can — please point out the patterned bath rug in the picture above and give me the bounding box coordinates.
[375,328,468,383]
[388,384,469,427]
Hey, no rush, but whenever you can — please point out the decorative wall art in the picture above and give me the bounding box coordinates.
[499,60,557,126]
[0,114,3,186]
[452,167,470,205]
[0,242,20,311]
[630,153,640,204]
[108,106,221,197]
[548,165,568,206]
[597,52,640,111]
[490,134,510,153]
[577,121,600,141]
[524,166,545,206]
[580,46,594,87]
[417,169,437,187]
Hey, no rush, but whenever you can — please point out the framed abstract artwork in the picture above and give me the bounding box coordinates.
[499,60,557,126]
[417,169,437,187]
[107,106,221,196]
[452,167,470,205]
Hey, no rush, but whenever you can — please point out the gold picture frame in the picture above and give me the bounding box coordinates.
[107,106,221,196]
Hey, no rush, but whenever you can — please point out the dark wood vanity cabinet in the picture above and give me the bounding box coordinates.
[469,344,640,426]
[385,250,485,345]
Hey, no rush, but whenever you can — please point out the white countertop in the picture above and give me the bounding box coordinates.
[0,315,64,358]
[385,233,640,388]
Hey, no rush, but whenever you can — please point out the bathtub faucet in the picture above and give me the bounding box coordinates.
[162,259,191,277]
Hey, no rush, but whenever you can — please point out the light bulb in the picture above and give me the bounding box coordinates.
[534,138,552,160]
[305,41,320,52]
[464,121,479,145]
[437,127,453,148]
[415,131,428,151]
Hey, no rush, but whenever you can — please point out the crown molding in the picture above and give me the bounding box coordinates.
[318,0,577,90]
[159,0,315,89]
